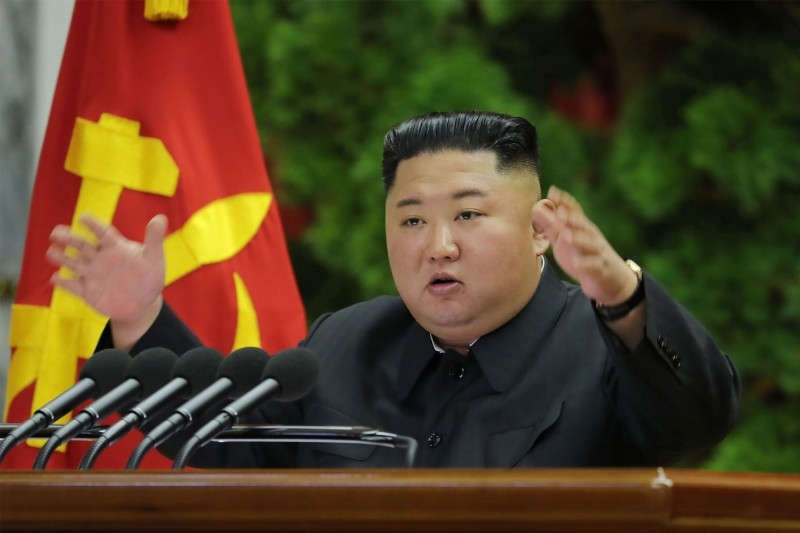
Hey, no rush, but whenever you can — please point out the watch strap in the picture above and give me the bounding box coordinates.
[593,260,644,321]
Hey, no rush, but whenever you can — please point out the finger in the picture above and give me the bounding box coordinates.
[555,204,574,233]
[49,225,73,244]
[79,214,123,248]
[47,247,94,282]
[49,227,98,261]
[553,195,595,238]
[557,226,575,247]
[546,185,564,203]
[563,225,605,256]
[45,245,66,268]
[78,213,108,237]
[50,272,83,298]
[50,225,88,248]
[548,186,585,217]
[570,207,596,236]
[143,214,168,259]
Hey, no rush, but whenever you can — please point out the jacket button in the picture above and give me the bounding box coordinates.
[671,354,682,368]
[448,364,465,379]
[427,433,442,448]
[657,335,667,350]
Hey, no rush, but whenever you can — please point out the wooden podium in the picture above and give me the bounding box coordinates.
[1,468,798,532]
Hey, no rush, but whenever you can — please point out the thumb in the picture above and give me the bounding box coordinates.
[143,214,168,257]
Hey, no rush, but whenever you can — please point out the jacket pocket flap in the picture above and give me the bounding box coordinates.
[485,400,564,467]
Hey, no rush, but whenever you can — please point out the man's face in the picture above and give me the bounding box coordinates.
[385,150,549,351]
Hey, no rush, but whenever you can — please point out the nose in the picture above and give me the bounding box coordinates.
[428,223,459,262]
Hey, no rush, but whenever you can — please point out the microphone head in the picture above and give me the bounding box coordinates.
[263,348,319,402]
[217,347,270,397]
[80,349,131,396]
[126,347,178,396]
[173,347,225,396]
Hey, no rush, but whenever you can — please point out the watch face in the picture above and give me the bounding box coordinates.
[626,259,643,279]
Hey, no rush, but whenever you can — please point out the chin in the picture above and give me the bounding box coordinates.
[425,315,477,340]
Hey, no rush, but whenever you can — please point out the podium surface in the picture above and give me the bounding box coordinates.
[1,468,799,532]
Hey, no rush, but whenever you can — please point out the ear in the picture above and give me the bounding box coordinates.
[531,198,555,256]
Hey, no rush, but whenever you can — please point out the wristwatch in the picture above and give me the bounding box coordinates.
[593,259,644,321]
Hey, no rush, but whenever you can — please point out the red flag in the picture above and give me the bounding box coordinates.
[4,0,307,469]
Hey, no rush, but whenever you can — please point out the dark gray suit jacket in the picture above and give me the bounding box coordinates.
[125,263,740,468]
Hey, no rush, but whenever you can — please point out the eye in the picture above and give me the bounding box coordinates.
[402,217,423,227]
[457,211,482,221]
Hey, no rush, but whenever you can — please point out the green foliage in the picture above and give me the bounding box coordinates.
[604,36,800,473]
[230,0,800,472]
[705,401,800,473]
[684,86,799,215]
[610,38,800,219]
[608,97,695,221]
[479,0,572,26]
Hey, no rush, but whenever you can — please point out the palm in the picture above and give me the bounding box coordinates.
[48,215,166,322]
[80,235,164,321]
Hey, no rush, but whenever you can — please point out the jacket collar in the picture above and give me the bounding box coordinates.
[472,263,566,392]
[397,260,567,399]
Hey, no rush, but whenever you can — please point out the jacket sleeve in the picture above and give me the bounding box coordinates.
[602,272,741,464]
[94,302,204,356]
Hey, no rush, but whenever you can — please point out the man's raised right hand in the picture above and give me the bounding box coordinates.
[46,214,168,351]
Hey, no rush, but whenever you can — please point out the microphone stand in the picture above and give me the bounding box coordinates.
[0,423,106,441]
[0,423,418,469]
[208,425,418,468]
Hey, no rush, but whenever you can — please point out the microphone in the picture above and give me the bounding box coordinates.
[0,348,130,464]
[172,348,318,469]
[77,346,224,470]
[126,346,270,469]
[32,347,177,470]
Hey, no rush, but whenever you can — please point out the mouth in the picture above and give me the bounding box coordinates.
[427,274,461,293]
[429,272,460,284]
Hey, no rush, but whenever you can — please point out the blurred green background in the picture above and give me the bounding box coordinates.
[228,0,800,473]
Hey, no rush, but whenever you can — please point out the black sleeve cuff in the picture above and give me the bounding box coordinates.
[93,302,204,356]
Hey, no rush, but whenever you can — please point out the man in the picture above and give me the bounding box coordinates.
[47,110,740,468]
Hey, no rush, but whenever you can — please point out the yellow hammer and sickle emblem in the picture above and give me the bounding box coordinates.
[6,113,268,432]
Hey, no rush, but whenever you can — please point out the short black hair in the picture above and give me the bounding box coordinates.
[382,110,539,192]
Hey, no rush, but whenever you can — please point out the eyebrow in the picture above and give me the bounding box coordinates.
[394,188,488,209]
